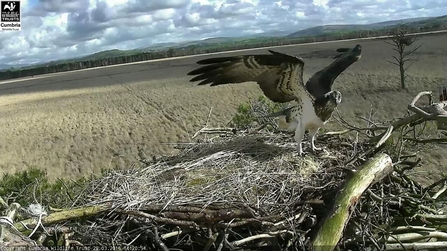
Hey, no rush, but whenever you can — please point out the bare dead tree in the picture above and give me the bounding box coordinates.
[385,25,422,90]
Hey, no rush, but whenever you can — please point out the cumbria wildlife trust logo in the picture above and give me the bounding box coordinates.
[1,0,21,31]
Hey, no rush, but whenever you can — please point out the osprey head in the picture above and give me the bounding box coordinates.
[351,44,362,60]
[325,90,342,105]
[313,90,342,122]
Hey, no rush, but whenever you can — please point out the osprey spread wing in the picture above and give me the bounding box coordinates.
[187,50,332,156]
[306,44,362,98]
[187,50,308,103]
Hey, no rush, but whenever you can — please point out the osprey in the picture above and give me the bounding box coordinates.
[267,44,362,146]
[187,49,340,155]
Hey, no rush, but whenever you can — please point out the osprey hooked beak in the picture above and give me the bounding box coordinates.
[326,90,342,105]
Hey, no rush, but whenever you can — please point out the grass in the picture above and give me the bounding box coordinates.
[0,32,446,184]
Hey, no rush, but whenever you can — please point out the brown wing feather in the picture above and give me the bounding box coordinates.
[187,50,305,103]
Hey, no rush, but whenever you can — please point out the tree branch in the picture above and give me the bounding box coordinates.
[386,242,447,251]
[312,153,393,251]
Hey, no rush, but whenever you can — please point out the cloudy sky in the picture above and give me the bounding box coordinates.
[0,0,446,67]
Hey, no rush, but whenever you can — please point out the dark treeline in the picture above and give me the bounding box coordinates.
[1,22,445,81]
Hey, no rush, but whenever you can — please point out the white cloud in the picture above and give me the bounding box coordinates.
[0,0,446,67]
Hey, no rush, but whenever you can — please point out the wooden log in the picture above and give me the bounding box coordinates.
[311,153,393,251]
[14,204,111,232]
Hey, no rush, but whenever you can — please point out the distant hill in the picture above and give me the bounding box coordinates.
[184,37,247,46]
[137,38,241,51]
[286,25,364,38]
[411,15,447,27]
[286,16,434,38]
[140,31,290,50]
[366,17,433,28]
[137,42,178,50]
[0,63,33,70]
[19,49,145,70]
[247,30,292,37]
[78,49,140,60]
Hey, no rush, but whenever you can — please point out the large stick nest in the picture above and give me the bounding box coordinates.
[67,132,368,250]
[2,129,446,251]
[91,133,357,210]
